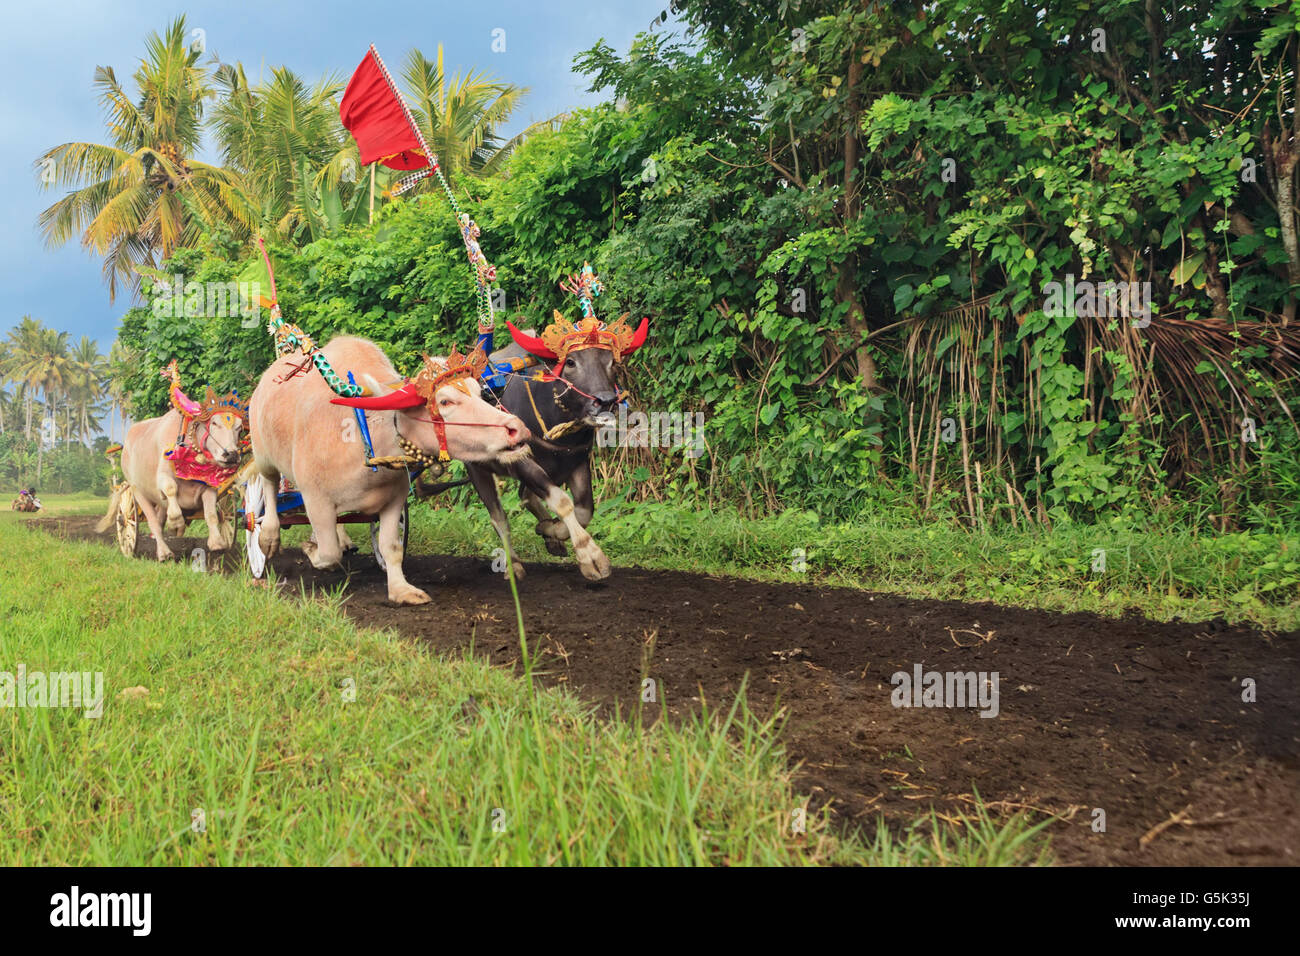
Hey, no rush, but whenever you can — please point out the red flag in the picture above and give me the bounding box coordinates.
[340,49,429,171]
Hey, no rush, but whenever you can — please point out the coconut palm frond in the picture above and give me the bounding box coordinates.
[401,45,528,189]
[475,112,568,176]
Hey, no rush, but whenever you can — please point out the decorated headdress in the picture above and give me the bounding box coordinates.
[329,344,490,462]
[414,343,490,403]
[159,361,248,488]
[329,344,488,413]
[506,263,648,369]
[162,359,201,418]
[160,360,247,424]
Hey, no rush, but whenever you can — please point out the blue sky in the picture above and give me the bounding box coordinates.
[0,0,672,350]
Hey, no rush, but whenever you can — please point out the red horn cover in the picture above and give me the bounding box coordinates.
[623,317,650,356]
[506,321,557,359]
[329,382,424,410]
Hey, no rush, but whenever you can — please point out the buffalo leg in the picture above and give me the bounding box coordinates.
[376,493,429,605]
[199,486,229,553]
[337,527,357,552]
[299,494,344,571]
[135,493,174,562]
[467,464,527,579]
[567,459,596,530]
[514,459,610,581]
[521,486,568,555]
[156,460,187,537]
[256,470,282,557]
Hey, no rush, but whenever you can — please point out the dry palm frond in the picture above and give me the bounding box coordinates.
[1088,313,1300,473]
[896,288,1300,519]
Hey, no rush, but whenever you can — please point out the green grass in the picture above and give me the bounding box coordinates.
[405,485,1300,631]
[48,476,1296,631]
[0,518,1050,865]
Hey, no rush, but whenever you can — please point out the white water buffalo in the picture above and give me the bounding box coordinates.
[248,335,530,605]
[96,379,245,561]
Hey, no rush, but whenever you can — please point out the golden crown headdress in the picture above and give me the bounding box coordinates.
[505,263,649,365]
[413,343,489,403]
[160,360,247,423]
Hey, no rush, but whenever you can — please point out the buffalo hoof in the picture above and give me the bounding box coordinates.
[390,585,432,605]
[155,545,174,562]
[578,547,612,582]
[543,538,567,557]
[302,539,342,571]
[165,515,186,537]
[258,526,281,557]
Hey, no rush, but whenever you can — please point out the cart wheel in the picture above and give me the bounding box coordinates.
[244,478,268,579]
[115,486,138,557]
[371,501,409,572]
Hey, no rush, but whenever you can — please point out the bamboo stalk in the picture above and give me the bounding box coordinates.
[1004,481,1020,530]
[924,390,942,511]
[1034,455,1047,524]
[1011,482,1035,526]
[959,414,976,526]
[974,460,986,531]
[907,401,919,484]
[958,360,976,527]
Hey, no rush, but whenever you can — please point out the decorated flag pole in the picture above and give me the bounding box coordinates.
[256,237,364,398]
[560,263,604,323]
[341,45,499,361]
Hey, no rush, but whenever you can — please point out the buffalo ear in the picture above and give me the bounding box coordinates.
[360,373,393,397]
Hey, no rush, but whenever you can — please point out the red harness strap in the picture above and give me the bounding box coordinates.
[165,416,239,487]
[407,413,516,459]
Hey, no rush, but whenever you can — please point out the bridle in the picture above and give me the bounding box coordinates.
[356,396,520,472]
[176,411,241,467]
[487,359,628,450]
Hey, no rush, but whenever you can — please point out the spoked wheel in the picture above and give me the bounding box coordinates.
[243,478,268,579]
[370,501,409,572]
[115,486,138,557]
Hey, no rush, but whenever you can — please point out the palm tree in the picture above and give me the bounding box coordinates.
[5,321,71,482]
[0,385,20,438]
[0,340,10,435]
[400,46,537,190]
[4,316,51,438]
[34,17,255,299]
[212,64,359,242]
[105,340,136,442]
[68,336,108,445]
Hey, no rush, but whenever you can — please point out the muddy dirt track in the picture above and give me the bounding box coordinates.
[37,514,1300,866]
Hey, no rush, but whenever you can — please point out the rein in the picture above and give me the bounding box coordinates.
[503,365,627,447]
[520,377,590,444]
[367,411,517,473]
[175,413,237,462]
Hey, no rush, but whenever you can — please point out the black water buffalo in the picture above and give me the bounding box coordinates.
[464,311,647,581]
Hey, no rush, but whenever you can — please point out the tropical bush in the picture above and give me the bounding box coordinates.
[103,2,1300,531]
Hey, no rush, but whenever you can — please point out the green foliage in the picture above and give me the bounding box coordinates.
[0,434,110,494]
[109,1,1300,528]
